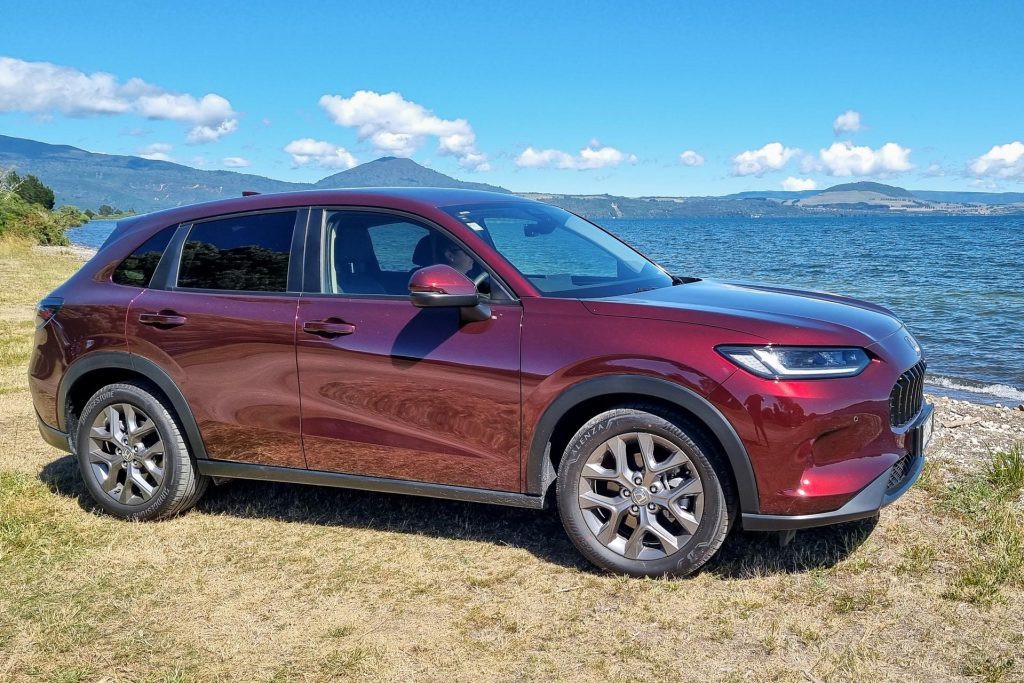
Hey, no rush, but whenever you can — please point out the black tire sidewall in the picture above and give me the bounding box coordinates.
[76,384,183,520]
[557,410,729,578]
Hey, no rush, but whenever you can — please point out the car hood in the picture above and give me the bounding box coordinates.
[583,280,903,346]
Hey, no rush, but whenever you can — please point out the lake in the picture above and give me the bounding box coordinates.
[67,214,1024,405]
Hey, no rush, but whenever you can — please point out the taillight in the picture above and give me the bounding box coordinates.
[35,296,63,328]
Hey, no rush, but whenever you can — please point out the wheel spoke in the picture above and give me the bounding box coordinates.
[668,476,702,500]
[99,461,123,493]
[651,449,691,474]
[131,469,155,500]
[90,424,113,443]
[106,405,124,442]
[643,514,681,554]
[669,506,701,535]
[89,446,117,465]
[140,457,164,484]
[118,466,136,503]
[637,432,658,472]
[623,523,646,560]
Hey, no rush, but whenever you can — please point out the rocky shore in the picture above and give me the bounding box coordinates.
[928,393,1024,471]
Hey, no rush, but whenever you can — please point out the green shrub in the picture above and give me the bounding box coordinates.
[0,193,69,246]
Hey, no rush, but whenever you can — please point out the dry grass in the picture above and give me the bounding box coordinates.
[1,237,1023,682]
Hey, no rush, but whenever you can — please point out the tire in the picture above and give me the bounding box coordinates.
[75,380,208,520]
[556,404,735,578]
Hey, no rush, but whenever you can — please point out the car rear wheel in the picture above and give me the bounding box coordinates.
[556,405,734,578]
[75,380,208,520]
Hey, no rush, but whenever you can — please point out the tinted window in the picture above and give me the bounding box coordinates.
[325,210,490,297]
[178,212,296,292]
[112,227,174,287]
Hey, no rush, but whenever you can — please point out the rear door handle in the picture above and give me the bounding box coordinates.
[303,320,356,338]
[138,312,187,327]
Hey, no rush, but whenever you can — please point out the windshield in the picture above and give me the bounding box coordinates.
[442,202,674,298]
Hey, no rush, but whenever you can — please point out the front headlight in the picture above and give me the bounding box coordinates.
[716,345,870,379]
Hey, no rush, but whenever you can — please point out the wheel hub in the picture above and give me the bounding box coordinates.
[630,486,651,505]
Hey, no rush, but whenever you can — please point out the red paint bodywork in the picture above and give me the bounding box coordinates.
[29,188,927,520]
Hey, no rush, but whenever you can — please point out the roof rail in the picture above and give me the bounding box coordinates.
[242,191,260,197]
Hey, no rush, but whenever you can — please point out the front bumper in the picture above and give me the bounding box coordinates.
[36,411,72,453]
[741,402,931,531]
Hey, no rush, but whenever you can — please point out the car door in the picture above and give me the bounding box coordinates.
[295,208,523,491]
[126,209,307,468]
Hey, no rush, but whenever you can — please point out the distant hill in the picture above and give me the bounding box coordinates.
[797,182,929,210]
[519,193,805,218]
[315,156,510,193]
[2,134,1022,218]
[912,190,1024,205]
[818,181,917,198]
[0,135,507,212]
[0,135,305,211]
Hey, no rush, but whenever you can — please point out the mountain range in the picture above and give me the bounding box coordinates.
[2,134,1023,218]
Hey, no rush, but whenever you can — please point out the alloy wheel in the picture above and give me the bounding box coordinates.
[578,431,704,560]
[88,403,165,505]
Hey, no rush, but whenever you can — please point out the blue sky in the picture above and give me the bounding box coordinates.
[2,0,1022,195]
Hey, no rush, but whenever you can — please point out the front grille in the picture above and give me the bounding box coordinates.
[889,360,926,427]
[886,455,914,493]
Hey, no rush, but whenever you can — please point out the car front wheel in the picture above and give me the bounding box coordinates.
[75,380,208,520]
[556,405,734,578]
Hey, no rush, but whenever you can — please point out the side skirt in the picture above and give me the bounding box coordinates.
[196,460,547,510]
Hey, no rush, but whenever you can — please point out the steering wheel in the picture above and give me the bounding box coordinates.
[472,270,489,288]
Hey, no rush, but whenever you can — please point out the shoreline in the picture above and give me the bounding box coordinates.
[40,243,1024,411]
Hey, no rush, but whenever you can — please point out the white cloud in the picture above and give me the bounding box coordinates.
[782,176,817,191]
[137,142,173,161]
[284,138,358,170]
[922,163,946,177]
[0,57,239,144]
[679,150,705,166]
[833,110,863,135]
[515,143,637,170]
[222,156,250,168]
[968,141,1024,179]
[731,142,799,176]
[819,141,913,176]
[318,90,490,171]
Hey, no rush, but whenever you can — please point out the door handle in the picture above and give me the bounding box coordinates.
[303,320,356,338]
[138,312,187,327]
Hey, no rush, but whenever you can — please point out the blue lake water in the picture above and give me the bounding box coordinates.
[67,214,1024,405]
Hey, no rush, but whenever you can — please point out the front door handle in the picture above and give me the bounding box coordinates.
[303,319,356,338]
[139,312,187,327]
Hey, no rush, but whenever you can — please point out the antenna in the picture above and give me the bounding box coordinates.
[242,191,260,197]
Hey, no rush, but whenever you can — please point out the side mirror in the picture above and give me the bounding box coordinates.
[408,265,490,322]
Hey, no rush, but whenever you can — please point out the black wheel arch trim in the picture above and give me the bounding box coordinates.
[57,351,209,459]
[526,374,760,514]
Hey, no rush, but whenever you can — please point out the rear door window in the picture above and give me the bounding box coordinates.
[177,211,296,292]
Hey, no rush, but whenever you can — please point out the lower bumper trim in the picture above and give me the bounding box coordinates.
[36,412,71,453]
[742,440,926,532]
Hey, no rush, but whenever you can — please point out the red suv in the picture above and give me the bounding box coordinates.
[29,189,932,577]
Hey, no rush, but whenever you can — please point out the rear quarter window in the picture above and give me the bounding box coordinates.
[112,227,175,287]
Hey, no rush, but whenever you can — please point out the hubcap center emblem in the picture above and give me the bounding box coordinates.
[631,486,651,505]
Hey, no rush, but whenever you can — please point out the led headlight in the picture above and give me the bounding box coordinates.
[716,345,870,379]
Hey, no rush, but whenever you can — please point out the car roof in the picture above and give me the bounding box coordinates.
[104,187,534,249]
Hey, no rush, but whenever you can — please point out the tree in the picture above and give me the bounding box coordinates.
[16,174,55,209]
[84,209,95,218]
[98,204,114,216]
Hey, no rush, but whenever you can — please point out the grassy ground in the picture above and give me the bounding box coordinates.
[1,237,1022,682]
